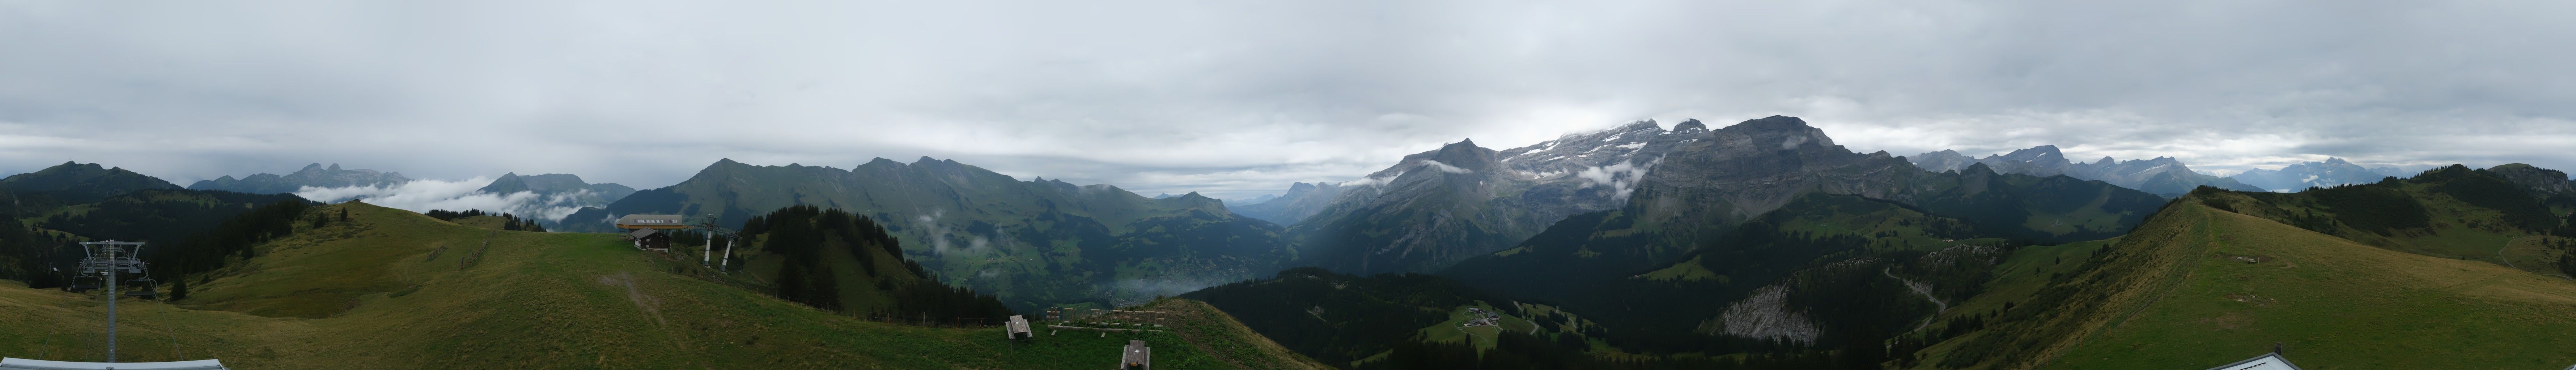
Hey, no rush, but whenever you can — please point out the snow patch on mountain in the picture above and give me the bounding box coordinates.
[1781,135,1809,150]
[1574,156,1662,200]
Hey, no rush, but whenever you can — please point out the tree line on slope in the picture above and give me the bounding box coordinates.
[0,189,314,291]
[423,209,549,232]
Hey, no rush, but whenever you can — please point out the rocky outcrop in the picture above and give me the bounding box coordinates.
[1712,285,1820,345]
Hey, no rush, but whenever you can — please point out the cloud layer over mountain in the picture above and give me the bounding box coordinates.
[4,0,2571,199]
[293,178,592,221]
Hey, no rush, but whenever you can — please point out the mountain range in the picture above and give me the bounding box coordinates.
[1277,119,1706,275]
[7,115,2576,369]
[1433,117,2167,350]
[1911,145,2266,196]
[2224,157,2404,191]
[476,172,637,209]
[187,163,411,194]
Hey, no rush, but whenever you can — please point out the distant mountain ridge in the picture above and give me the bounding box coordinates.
[1227,181,1346,225]
[189,163,411,194]
[2227,157,2398,191]
[477,172,635,209]
[1910,145,2266,196]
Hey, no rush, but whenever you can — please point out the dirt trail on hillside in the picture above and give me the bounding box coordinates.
[1883,267,1946,333]
[598,272,684,350]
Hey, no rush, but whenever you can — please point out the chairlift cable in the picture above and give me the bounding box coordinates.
[36,326,56,360]
[159,298,184,359]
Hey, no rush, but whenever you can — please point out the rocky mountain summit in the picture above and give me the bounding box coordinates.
[1287,119,1706,274]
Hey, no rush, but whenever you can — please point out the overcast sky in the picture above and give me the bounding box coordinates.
[4,0,2572,199]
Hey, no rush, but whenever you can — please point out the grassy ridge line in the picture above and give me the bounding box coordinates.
[2034,211,2217,367]
[2011,205,2214,369]
[2042,205,2576,369]
[1148,298,1337,370]
[1905,203,2226,370]
[0,202,1319,369]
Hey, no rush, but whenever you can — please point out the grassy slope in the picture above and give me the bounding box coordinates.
[2500,236,2574,278]
[0,202,1325,369]
[1145,298,1337,370]
[1914,203,2576,370]
[2046,206,2576,369]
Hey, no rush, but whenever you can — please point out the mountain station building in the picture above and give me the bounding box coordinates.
[2200,352,2300,370]
[1,358,228,370]
[627,228,671,250]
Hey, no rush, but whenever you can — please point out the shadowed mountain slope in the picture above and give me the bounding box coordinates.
[0,162,182,204]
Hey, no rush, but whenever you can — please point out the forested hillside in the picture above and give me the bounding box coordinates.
[0,185,312,291]
[734,205,1014,319]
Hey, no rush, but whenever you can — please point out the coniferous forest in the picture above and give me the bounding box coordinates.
[738,205,1014,320]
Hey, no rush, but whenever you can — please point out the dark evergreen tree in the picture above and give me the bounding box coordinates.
[168,277,188,301]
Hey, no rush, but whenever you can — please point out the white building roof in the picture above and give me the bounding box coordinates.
[615,214,690,229]
[2200,353,2301,370]
[0,358,227,370]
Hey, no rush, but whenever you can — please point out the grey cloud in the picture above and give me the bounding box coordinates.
[3,0,2573,200]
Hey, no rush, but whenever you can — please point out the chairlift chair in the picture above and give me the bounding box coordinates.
[124,278,160,300]
[68,275,101,293]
